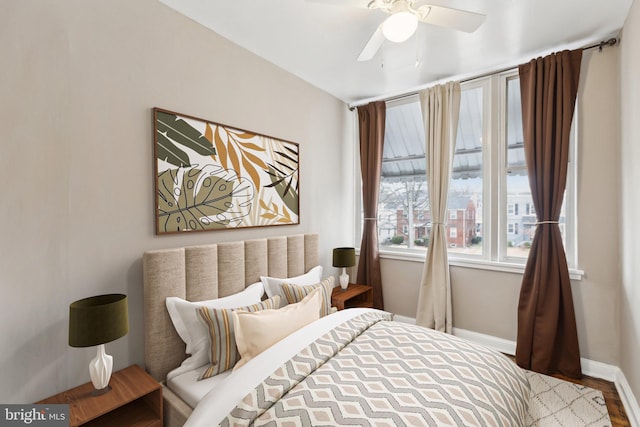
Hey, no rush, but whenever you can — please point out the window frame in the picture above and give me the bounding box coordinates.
[355,70,582,278]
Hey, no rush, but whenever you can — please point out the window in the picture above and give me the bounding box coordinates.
[367,70,577,268]
[377,97,428,250]
[448,83,484,256]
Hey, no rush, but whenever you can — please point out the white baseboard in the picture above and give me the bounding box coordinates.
[452,327,517,356]
[392,314,639,426]
[581,358,618,382]
[392,314,416,325]
[616,368,640,427]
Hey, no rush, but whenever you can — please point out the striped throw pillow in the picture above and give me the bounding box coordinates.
[197,295,280,380]
[280,276,334,317]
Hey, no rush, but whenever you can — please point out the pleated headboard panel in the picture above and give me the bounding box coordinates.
[142,233,319,381]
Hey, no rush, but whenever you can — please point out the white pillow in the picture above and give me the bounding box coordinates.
[165,282,264,378]
[260,265,322,306]
[232,287,322,371]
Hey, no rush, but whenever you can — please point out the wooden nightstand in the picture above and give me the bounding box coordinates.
[37,364,162,427]
[331,283,373,310]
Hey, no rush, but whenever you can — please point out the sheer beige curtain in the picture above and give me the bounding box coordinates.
[415,82,461,333]
[356,101,385,309]
[516,49,583,378]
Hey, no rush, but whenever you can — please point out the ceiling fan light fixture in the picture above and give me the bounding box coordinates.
[382,11,418,43]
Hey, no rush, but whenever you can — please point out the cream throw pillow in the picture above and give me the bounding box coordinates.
[196,295,280,380]
[233,287,322,370]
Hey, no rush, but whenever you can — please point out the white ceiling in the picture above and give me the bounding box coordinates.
[158,0,633,105]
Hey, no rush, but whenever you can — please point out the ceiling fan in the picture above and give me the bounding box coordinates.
[346,0,486,61]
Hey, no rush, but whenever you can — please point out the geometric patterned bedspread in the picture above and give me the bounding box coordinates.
[220,311,530,426]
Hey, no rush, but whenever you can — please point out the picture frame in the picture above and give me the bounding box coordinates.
[153,108,300,234]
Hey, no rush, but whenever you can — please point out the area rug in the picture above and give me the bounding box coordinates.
[526,370,611,426]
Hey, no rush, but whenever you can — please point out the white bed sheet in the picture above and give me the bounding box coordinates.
[184,308,381,427]
[166,365,232,409]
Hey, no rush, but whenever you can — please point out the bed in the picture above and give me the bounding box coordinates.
[143,233,530,427]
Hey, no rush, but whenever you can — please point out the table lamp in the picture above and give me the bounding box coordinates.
[332,247,356,290]
[69,294,129,395]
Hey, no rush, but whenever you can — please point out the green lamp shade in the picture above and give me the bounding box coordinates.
[69,294,129,348]
[332,247,356,268]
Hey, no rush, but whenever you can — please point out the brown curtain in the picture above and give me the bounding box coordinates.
[356,101,385,310]
[516,49,583,379]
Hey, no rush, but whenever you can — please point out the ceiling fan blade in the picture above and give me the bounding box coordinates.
[304,0,369,8]
[357,25,385,61]
[417,4,485,33]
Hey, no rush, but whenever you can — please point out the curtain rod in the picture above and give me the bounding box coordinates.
[348,37,618,110]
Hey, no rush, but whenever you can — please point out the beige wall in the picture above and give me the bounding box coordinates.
[620,0,640,409]
[382,47,622,365]
[0,0,353,403]
[2,0,636,409]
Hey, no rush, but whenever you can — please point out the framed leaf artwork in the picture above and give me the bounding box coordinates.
[152,108,300,234]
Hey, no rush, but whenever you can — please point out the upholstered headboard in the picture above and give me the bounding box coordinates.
[142,233,319,382]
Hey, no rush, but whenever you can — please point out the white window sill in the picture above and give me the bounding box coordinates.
[375,249,584,281]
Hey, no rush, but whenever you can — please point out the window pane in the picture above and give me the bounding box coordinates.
[448,86,483,255]
[506,77,533,257]
[506,78,525,169]
[379,177,429,249]
[505,174,535,256]
[378,100,428,250]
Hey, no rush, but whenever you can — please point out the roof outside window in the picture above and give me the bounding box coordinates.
[381,83,525,180]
